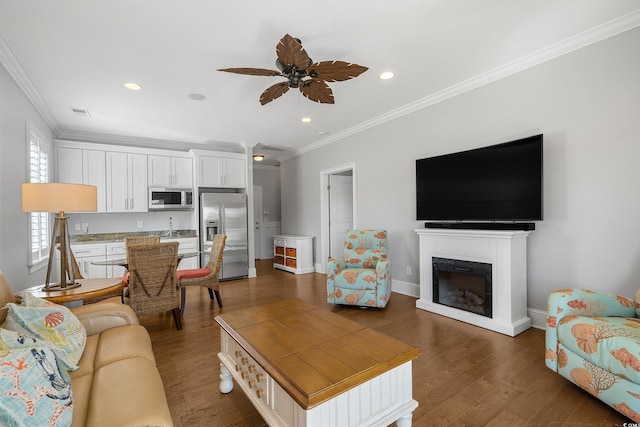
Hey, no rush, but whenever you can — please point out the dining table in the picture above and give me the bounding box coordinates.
[91,252,199,269]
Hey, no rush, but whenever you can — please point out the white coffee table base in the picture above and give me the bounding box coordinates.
[219,330,418,427]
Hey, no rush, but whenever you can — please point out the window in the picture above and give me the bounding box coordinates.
[27,122,51,270]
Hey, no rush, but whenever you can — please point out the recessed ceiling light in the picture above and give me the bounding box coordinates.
[188,93,206,101]
[124,82,142,90]
[379,71,395,80]
[301,117,311,123]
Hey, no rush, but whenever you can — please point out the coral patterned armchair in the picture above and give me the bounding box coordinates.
[327,229,391,308]
[545,288,640,422]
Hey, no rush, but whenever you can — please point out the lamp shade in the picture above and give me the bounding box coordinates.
[22,183,98,213]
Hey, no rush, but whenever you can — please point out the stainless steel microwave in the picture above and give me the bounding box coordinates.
[148,188,193,211]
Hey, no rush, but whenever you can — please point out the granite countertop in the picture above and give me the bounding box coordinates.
[69,229,197,244]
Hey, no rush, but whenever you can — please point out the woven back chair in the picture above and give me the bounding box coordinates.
[126,241,182,330]
[125,235,160,246]
[176,234,226,315]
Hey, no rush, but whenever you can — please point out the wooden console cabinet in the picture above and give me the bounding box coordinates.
[273,235,314,274]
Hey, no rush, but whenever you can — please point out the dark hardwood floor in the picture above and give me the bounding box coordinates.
[138,260,630,426]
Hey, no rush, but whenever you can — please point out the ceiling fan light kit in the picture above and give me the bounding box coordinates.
[218,34,367,105]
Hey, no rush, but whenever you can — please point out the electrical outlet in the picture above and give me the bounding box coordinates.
[82,223,88,233]
[75,224,81,231]
[138,220,144,229]
[406,265,412,276]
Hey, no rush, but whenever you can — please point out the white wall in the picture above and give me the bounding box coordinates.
[280,27,640,313]
[0,62,54,288]
[254,165,281,222]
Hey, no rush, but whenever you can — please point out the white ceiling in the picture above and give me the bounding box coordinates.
[1,1,640,164]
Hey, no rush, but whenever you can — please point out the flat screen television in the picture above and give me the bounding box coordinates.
[416,134,543,224]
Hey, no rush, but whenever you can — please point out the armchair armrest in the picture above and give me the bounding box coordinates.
[545,288,635,371]
[71,301,140,336]
[375,259,391,281]
[327,257,345,303]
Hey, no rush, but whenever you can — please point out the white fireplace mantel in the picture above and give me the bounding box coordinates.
[415,228,531,336]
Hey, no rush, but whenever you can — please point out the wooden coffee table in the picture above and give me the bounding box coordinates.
[215,299,421,427]
[15,277,126,304]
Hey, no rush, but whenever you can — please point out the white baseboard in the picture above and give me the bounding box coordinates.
[528,308,547,330]
[313,270,547,331]
[392,279,420,298]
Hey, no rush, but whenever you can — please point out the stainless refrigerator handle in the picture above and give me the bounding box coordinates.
[220,203,225,234]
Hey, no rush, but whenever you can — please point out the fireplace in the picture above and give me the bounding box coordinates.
[415,228,532,336]
[432,257,492,318]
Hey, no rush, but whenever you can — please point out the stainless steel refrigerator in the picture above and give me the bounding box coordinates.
[200,191,248,279]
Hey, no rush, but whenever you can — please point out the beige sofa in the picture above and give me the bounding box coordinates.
[0,271,173,427]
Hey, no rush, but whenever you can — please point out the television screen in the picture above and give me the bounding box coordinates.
[416,134,543,222]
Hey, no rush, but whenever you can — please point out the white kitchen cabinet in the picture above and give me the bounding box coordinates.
[69,243,107,278]
[83,150,107,212]
[56,147,83,184]
[148,155,193,188]
[105,242,127,279]
[56,147,107,212]
[197,155,245,188]
[106,152,148,212]
[164,237,199,270]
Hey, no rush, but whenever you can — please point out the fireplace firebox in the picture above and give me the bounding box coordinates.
[432,257,492,318]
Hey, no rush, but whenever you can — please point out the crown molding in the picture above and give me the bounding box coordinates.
[279,9,640,162]
[3,10,640,159]
[0,34,61,134]
[57,129,241,153]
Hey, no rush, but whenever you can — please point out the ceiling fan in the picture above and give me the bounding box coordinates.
[218,34,368,105]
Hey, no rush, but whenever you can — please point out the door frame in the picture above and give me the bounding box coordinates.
[253,185,263,260]
[320,162,357,274]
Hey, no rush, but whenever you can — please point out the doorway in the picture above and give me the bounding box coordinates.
[320,163,356,273]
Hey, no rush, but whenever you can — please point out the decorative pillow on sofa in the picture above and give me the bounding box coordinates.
[0,345,73,427]
[3,293,86,371]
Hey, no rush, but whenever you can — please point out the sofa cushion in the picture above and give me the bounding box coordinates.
[94,325,156,369]
[557,315,640,383]
[88,357,172,427]
[176,267,212,280]
[0,346,73,426]
[4,294,86,371]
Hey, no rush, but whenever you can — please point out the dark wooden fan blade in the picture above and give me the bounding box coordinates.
[276,34,312,71]
[260,82,290,105]
[299,79,334,104]
[218,67,281,77]
[307,61,368,82]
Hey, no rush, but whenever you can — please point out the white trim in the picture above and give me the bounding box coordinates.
[278,9,640,162]
[2,11,639,158]
[392,279,419,298]
[319,163,357,274]
[0,36,60,134]
[528,308,547,330]
[26,121,52,270]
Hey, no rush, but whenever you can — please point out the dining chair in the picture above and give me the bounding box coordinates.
[125,241,182,330]
[125,235,161,246]
[176,234,226,315]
